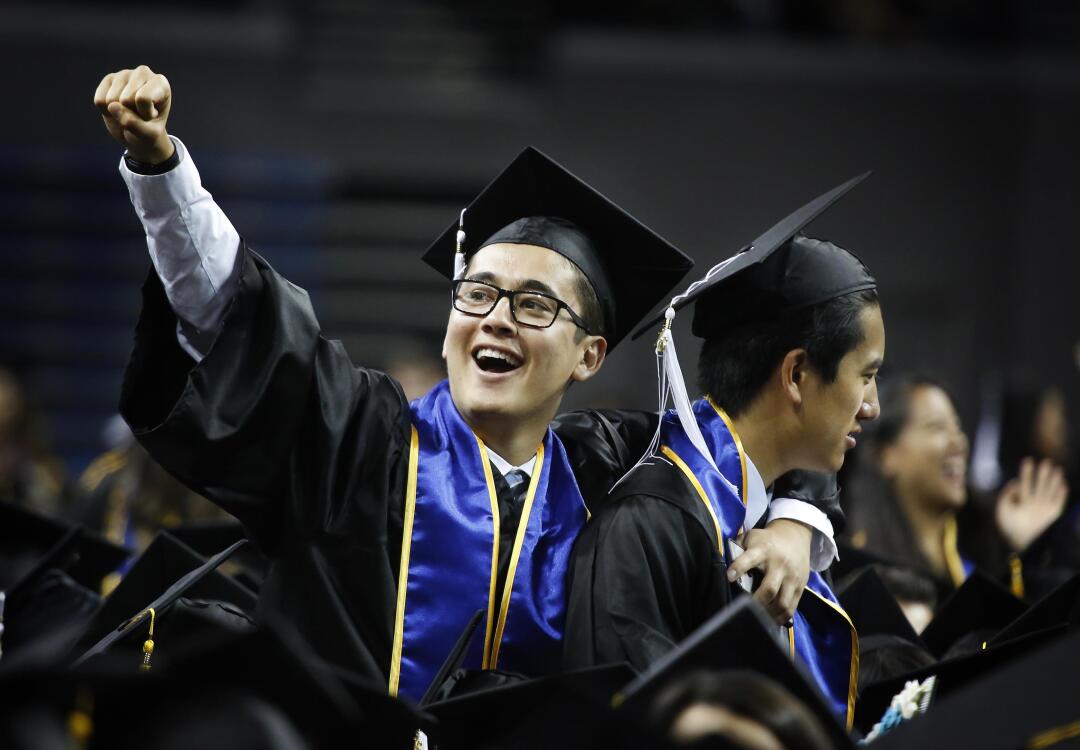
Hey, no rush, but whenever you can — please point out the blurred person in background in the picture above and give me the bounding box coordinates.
[845,374,1067,601]
[964,375,1080,600]
[73,415,231,557]
[0,368,70,517]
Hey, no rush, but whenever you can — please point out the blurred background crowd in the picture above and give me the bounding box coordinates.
[2,1,1080,747]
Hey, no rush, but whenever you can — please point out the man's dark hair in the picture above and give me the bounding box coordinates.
[570,270,604,341]
[697,289,879,417]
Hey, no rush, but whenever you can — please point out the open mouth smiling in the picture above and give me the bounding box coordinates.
[472,346,523,374]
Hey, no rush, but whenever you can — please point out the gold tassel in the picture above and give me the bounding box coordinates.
[139,607,156,672]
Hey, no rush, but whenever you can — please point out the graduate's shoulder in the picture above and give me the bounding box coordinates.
[596,453,704,520]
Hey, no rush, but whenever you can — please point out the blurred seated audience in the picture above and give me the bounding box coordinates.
[72,415,233,557]
[0,368,70,516]
[843,375,1067,602]
[648,669,833,750]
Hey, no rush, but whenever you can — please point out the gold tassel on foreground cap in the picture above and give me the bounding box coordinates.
[139,607,156,671]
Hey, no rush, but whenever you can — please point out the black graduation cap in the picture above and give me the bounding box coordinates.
[920,570,1028,659]
[0,502,128,595]
[167,519,268,594]
[633,173,875,339]
[855,576,1079,734]
[71,531,257,667]
[425,663,647,749]
[838,567,923,645]
[988,572,1080,646]
[866,629,1080,750]
[0,503,129,656]
[2,618,434,750]
[615,597,854,749]
[421,146,694,350]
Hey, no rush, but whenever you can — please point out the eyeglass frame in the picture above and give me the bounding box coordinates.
[451,279,596,334]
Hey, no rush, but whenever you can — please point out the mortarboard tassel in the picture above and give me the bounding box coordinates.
[453,209,467,281]
[139,607,156,672]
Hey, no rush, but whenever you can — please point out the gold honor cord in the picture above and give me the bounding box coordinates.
[787,623,796,660]
[388,426,420,697]
[660,445,726,561]
[475,437,502,670]
[1009,552,1026,599]
[942,516,968,587]
[804,588,860,731]
[1028,719,1080,749]
[489,443,545,669]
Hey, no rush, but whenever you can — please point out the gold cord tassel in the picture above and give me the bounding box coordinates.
[139,607,156,672]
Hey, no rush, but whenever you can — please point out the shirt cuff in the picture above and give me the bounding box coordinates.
[119,136,202,222]
[767,497,838,572]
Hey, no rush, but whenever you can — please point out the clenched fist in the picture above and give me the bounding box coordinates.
[94,65,174,164]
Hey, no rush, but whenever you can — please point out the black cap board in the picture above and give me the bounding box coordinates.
[71,532,257,665]
[167,519,268,594]
[421,146,694,350]
[988,572,1080,646]
[838,567,923,646]
[0,502,129,596]
[426,663,646,749]
[633,173,875,339]
[615,596,853,749]
[920,570,1028,658]
[855,577,1078,735]
[868,629,1080,750]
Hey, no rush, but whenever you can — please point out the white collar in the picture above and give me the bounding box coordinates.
[487,449,537,478]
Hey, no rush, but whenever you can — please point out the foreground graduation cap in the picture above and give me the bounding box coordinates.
[422,146,694,351]
[616,597,854,749]
[633,172,874,339]
[0,503,129,655]
[426,663,644,749]
[856,574,1080,733]
[1,618,434,749]
[167,519,268,594]
[869,629,1080,750]
[71,531,257,667]
[0,502,129,596]
[919,570,1028,658]
[838,567,923,644]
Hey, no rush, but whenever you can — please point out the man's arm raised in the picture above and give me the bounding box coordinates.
[95,66,239,360]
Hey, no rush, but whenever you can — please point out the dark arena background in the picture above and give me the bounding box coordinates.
[2,1,1080,750]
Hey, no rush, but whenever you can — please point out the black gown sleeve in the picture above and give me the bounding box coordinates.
[772,470,846,534]
[119,244,412,555]
[562,494,726,672]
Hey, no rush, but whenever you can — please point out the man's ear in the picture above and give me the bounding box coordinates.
[572,336,608,383]
[780,349,809,407]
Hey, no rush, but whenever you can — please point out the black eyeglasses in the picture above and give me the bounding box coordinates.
[452,279,594,333]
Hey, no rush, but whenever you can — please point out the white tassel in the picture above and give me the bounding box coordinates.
[453,208,468,280]
[612,305,718,492]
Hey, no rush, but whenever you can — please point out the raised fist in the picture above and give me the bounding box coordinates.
[94,65,174,164]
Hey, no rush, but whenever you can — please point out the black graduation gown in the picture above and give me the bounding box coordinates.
[119,243,843,687]
[562,455,734,671]
[562,456,841,672]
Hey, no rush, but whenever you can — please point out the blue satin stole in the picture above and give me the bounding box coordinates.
[660,398,858,729]
[388,380,589,702]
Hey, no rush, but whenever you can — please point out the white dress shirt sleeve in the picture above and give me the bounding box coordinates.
[119,136,241,362]
[766,498,838,572]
